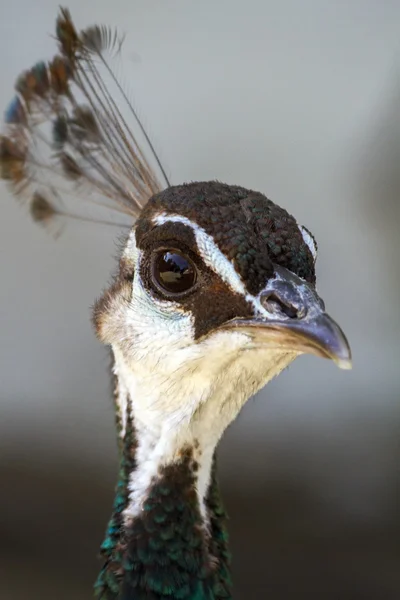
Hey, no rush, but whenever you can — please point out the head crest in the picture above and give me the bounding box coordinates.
[0,7,169,234]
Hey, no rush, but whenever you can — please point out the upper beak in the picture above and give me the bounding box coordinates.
[223,266,352,370]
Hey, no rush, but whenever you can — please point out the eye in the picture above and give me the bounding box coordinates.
[152,250,197,295]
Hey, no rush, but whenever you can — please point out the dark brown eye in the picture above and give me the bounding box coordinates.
[153,251,197,295]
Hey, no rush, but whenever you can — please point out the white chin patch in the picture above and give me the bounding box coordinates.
[299,225,317,261]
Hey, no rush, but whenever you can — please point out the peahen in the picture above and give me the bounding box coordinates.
[0,9,351,599]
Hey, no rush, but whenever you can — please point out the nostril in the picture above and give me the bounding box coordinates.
[261,292,299,319]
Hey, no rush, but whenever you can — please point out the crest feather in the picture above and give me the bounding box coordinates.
[0,7,168,234]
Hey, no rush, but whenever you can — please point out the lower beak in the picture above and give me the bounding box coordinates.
[224,312,352,370]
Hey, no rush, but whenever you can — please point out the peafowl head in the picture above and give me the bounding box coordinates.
[93,180,351,518]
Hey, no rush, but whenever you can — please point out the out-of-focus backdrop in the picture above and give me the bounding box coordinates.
[1,1,399,598]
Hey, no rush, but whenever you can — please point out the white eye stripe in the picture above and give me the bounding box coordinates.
[299,225,317,261]
[150,213,315,322]
[152,213,247,296]
[151,213,281,321]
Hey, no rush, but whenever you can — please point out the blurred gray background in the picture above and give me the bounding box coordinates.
[1,1,399,598]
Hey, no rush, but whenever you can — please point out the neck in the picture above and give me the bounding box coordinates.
[95,350,234,599]
[96,341,295,598]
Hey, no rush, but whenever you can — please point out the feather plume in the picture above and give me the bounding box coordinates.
[29,191,130,237]
[0,7,169,233]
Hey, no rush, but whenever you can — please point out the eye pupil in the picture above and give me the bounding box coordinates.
[153,251,196,294]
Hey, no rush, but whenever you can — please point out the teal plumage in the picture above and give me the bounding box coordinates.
[96,420,232,599]
[96,392,137,598]
[95,371,232,599]
[205,461,232,598]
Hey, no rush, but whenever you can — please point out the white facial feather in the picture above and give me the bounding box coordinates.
[299,224,317,261]
[113,225,299,522]
[112,358,129,439]
[153,213,247,295]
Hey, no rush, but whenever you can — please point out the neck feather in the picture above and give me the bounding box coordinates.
[95,354,233,599]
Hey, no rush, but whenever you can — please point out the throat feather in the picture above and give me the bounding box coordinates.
[96,400,232,599]
[96,339,293,598]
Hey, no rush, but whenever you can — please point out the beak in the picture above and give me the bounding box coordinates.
[223,266,352,370]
